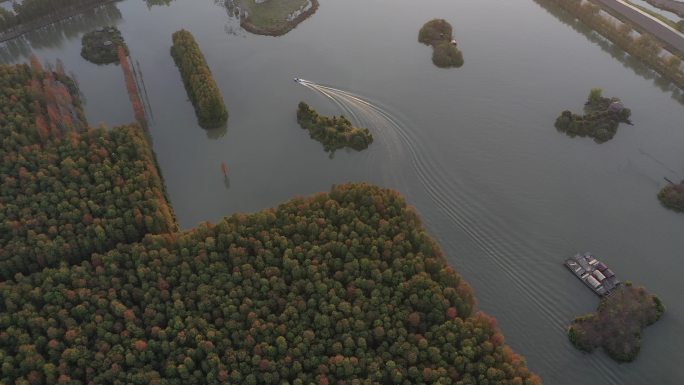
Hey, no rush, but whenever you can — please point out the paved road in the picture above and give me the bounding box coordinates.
[593,0,684,54]
[646,0,684,18]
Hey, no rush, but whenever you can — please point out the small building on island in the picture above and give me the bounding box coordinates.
[608,100,625,113]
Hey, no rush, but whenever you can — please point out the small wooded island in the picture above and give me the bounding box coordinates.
[171,29,228,128]
[554,88,631,143]
[568,283,664,362]
[418,19,464,68]
[297,102,373,152]
[226,0,319,36]
[658,180,684,212]
[81,26,128,64]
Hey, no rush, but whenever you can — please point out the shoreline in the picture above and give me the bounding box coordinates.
[0,0,119,43]
[537,0,684,90]
[239,0,319,37]
[591,0,684,54]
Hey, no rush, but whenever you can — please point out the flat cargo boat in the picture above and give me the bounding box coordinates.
[565,253,620,296]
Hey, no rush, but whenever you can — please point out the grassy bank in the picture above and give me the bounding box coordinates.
[229,0,319,36]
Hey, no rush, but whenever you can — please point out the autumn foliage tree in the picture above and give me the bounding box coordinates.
[296,102,373,152]
[170,29,227,128]
[658,180,684,212]
[0,183,541,385]
[0,62,175,279]
[118,45,146,127]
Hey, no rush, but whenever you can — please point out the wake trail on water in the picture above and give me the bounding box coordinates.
[299,79,624,384]
[301,80,566,317]
[300,80,569,321]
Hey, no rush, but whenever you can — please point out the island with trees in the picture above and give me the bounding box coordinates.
[225,0,319,36]
[297,102,373,152]
[0,182,542,384]
[567,283,664,362]
[81,26,127,64]
[554,88,631,143]
[0,61,176,280]
[418,19,464,68]
[170,29,228,128]
[658,179,684,212]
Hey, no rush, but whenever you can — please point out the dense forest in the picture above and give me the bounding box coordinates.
[297,102,373,152]
[567,283,664,362]
[0,58,87,142]
[170,29,227,129]
[537,0,684,90]
[0,183,541,385]
[658,180,684,212]
[0,62,175,279]
[554,88,631,143]
[418,19,464,68]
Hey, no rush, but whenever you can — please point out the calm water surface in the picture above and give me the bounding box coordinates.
[2,0,683,383]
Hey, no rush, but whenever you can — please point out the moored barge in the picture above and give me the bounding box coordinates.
[565,252,620,296]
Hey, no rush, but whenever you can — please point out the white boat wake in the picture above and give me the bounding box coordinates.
[297,78,626,384]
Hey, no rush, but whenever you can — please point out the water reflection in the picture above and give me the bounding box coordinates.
[133,59,155,125]
[221,161,230,189]
[205,123,228,139]
[0,3,122,63]
[144,0,175,8]
[215,0,247,37]
[533,0,684,104]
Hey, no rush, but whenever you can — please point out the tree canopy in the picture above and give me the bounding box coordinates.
[0,62,175,279]
[568,283,664,362]
[418,19,463,68]
[170,29,227,129]
[297,102,373,153]
[657,180,684,213]
[81,26,128,65]
[554,88,631,143]
[0,183,541,385]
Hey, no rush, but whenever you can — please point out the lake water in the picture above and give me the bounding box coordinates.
[2,0,683,383]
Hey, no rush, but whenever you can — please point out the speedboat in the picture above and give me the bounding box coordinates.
[293,77,303,83]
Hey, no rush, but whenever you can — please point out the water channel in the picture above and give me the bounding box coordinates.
[2,0,683,383]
